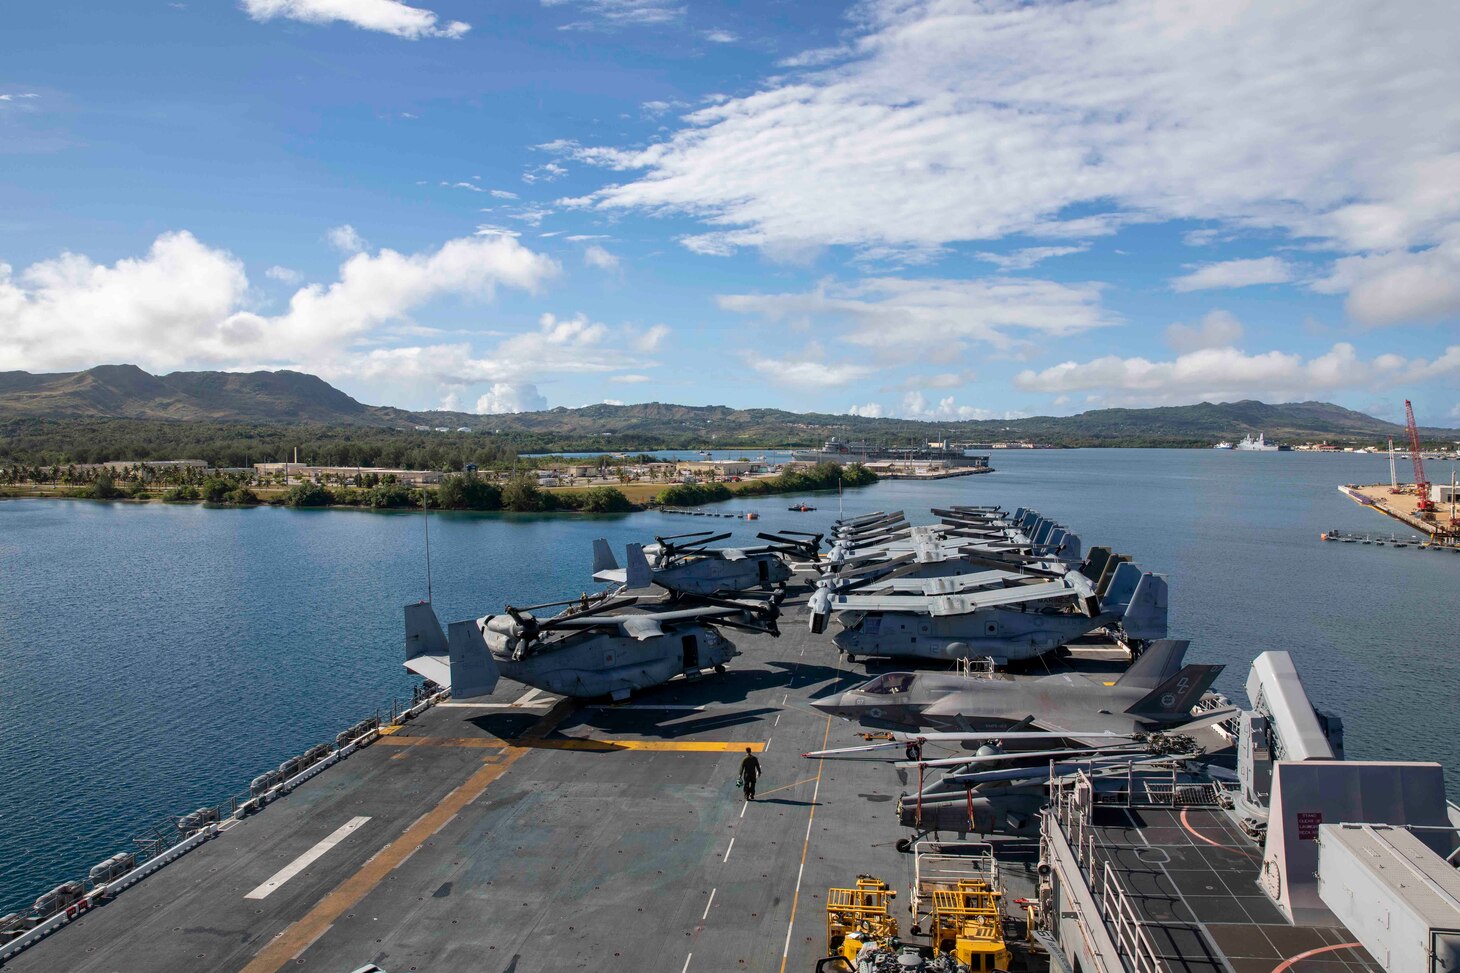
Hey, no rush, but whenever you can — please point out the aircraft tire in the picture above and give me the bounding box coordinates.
[714,664,726,674]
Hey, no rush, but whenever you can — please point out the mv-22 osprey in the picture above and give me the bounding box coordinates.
[592,530,820,597]
[404,590,781,701]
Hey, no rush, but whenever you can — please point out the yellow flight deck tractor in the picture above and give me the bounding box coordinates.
[826,876,901,967]
[928,880,1012,973]
[821,876,991,973]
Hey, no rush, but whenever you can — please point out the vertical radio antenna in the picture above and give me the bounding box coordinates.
[422,491,433,603]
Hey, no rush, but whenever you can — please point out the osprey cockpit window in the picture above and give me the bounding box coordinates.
[860,673,915,695]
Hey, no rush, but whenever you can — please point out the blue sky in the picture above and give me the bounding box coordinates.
[3,0,1457,425]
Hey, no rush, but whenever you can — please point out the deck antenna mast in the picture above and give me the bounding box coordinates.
[422,491,433,603]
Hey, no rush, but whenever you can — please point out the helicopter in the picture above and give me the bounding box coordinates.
[403,590,781,702]
[591,529,820,597]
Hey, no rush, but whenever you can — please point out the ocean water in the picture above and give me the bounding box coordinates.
[1,448,1457,912]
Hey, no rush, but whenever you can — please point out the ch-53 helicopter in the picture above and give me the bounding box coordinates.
[591,529,821,597]
[404,589,781,702]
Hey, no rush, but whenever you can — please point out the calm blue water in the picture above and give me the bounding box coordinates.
[2,449,1457,912]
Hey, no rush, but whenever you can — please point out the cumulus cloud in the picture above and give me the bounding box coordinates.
[1170,256,1294,292]
[846,402,884,418]
[475,383,546,414]
[554,0,1460,326]
[0,231,558,372]
[1164,310,1244,354]
[900,392,1016,421]
[241,0,469,38]
[327,224,367,254]
[719,276,1113,356]
[583,244,620,272]
[1014,342,1460,405]
[264,265,303,285]
[1313,234,1460,326]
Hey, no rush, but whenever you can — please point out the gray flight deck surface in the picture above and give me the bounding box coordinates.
[10,592,1056,973]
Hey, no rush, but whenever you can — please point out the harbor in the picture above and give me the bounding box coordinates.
[3,497,1458,973]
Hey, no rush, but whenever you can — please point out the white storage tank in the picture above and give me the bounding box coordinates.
[1317,823,1460,973]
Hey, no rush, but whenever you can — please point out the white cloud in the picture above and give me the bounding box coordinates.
[612,373,651,383]
[1313,234,1460,326]
[899,392,1015,421]
[846,402,884,418]
[489,189,519,200]
[442,180,486,192]
[974,246,1087,271]
[0,230,558,372]
[543,0,683,30]
[743,346,874,388]
[439,390,461,411]
[1171,256,1293,292]
[702,29,737,43]
[0,92,40,106]
[241,0,469,38]
[583,244,620,272]
[562,0,1460,324]
[1014,342,1460,405]
[1164,310,1244,354]
[475,383,546,414]
[327,224,367,254]
[719,276,1113,356]
[632,323,669,352]
[264,265,303,285]
[602,398,625,406]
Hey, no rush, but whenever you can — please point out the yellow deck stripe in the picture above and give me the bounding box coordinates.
[238,700,575,973]
[378,735,763,753]
[376,736,504,749]
[779,716,832,973]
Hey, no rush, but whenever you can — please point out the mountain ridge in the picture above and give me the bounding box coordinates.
[0,365,1454,446]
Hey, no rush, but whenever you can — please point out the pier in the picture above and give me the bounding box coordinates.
[1338,484,1459,548]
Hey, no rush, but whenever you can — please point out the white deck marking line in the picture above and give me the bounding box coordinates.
[244,817,371,900]
[763,737,773,752]
[723,837,735,863]
[681,953,693,973]
[773,713,781,727]
[701,888,716,921]
[739,801,748,819]
[513,687,546,706]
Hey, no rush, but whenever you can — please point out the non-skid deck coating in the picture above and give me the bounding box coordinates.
[1087,806,1381,973]
[9,595,1350,973]
[9,598,1006,973]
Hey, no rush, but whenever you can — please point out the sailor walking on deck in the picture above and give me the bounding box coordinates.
[738,747,761,801]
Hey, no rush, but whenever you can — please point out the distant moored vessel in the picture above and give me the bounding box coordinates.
[1234,432,1280,451]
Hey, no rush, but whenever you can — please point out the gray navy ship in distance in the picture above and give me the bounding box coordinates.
[3,504,1457,973]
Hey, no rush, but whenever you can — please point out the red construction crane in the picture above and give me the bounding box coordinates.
[1404,399,1435,514]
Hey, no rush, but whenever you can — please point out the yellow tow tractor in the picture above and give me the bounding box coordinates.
[823,876,902,970]
[928,880,1011,972]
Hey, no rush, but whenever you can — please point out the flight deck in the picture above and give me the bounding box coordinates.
[6,596,1024,973]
